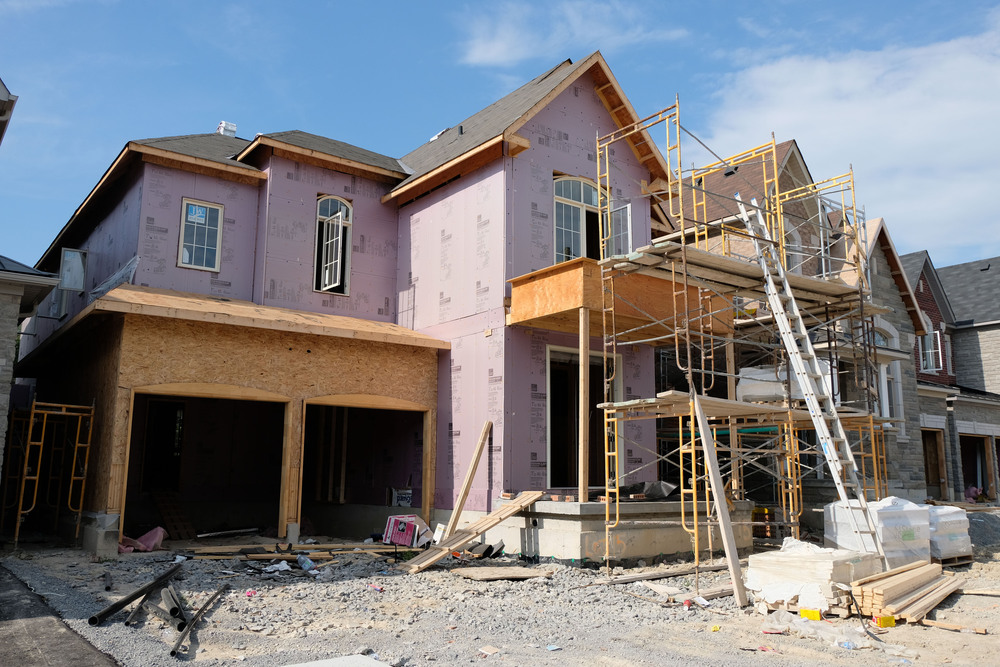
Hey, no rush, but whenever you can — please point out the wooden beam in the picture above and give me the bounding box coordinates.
[445,420,492,538]
[382,136,505,205]
[421,408,436,526]
[135,145,266,185]
[692,392,748,606]
[578,307,590,501]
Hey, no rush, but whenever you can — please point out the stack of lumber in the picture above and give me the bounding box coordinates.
[851,560,963,621]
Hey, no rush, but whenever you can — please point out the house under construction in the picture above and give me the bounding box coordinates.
[5,52,929,561]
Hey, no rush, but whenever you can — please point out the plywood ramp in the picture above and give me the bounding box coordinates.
[399,491,544,574]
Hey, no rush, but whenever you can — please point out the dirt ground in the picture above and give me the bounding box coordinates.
[2,519,1000,666]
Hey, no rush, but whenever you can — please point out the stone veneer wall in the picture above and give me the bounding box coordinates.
[869,244,924,500]
[954,325,1000,395]
[0,290,22,480]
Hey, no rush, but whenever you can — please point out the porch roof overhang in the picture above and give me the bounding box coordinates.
[18,284,449,374]
[94,285,451,349]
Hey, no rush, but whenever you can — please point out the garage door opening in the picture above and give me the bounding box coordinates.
[124,395,284,538]
[300,404,423,537]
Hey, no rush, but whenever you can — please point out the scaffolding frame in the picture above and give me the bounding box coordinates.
[595,102,889,569]
[2,400,94,547]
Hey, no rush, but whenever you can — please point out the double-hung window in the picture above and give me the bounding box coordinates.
[178,199,223,271]
[315,195,352,294]
[919,331,943,372]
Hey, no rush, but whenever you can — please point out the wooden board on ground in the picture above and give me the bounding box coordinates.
[451,566,555,581]
[597,562,730,585]
[399,491,544,574]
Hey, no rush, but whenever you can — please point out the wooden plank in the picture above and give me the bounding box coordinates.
[400,491,543,574]
[851,559,927,587]
[692,393,748,607]
[598,562,730,585]
[451,566,555,581]
[918,619,988,634]
[445,421,492,539]
[899,576,963,621]
[882,576,951,614]
[871,563,941,600]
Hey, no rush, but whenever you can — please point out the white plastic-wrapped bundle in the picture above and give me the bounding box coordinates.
[922,504,972,559]
[824,497,930,568]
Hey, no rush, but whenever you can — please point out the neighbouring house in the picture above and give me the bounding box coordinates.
[0,75,17,147]
[901,251,1000,502]
[0,255,59,484]
[9,52,961,560]
[1,74,62,519]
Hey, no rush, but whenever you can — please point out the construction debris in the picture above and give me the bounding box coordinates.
[745,538,882,615]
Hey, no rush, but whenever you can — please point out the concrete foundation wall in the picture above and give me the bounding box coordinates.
[436,499,754,562]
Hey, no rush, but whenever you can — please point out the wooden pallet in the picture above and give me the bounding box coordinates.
[398,491,544,574]
[933,555,974,567]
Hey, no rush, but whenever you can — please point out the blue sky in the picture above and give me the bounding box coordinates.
[2,0,998,269]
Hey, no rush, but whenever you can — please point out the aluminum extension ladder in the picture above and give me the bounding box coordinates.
[733,193,887,566]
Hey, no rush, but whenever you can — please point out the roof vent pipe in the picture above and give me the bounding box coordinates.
[216,121,237,137]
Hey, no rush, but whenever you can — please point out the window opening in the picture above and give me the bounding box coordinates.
[178,199,223,271]
[554,177,601,262]
[315,196,352,294]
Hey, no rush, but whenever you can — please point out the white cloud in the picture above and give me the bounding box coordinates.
[694,10,1000,266]
[457,1,686,67]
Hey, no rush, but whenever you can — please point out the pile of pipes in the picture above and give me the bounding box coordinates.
[87,562,228,658]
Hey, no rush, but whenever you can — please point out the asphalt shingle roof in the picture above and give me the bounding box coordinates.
[260,131,405,174]
[899,250,929,287]
[133,133,257,170]
[937,256,1000,324]
[0,253,54,277]
[395,56,589,189]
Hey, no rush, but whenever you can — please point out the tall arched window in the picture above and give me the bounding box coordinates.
[315,195,352,294]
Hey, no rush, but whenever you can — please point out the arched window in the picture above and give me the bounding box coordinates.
[315,196,352,294]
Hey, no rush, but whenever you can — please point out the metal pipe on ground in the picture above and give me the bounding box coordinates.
[124,590,156,626]
[160,588,181,617]
[143,601,187,632]
[170,584,229,658]
[88,563,183,626]
[103,572,112,591]
[168,584,189,622]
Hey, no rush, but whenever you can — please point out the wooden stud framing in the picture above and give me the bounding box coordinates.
[578,306,590,501]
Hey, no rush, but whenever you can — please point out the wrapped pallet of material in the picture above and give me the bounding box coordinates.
[744,537,882,612]
[824,497,930,568]
[923,504,972,559]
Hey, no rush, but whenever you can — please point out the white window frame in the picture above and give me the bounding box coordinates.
[554,177,599,263]
[607,204,632,257]
[177,198,223,272]
[872,322,904,427]
[315,195,352,294]
[919,330,943,372]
